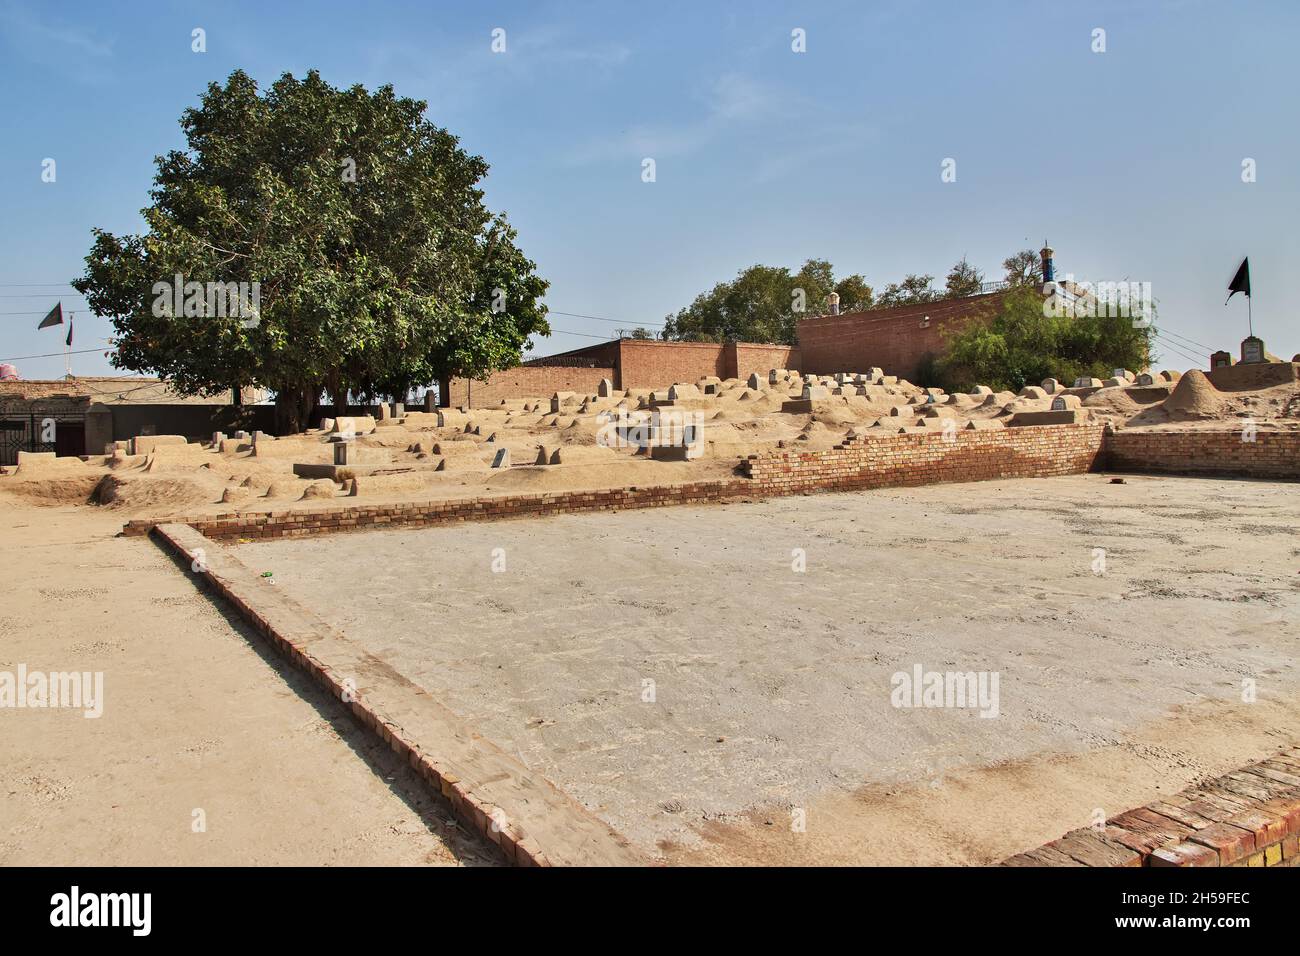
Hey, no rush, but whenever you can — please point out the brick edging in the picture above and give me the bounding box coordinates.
[1002,746,1300,867]
[151,521,645,867]
[122,424,1107,540]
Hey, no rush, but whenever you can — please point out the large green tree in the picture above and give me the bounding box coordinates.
[73,70,548,432]
[662,259,872,344]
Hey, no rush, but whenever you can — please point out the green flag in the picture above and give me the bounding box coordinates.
[38,302,63,329]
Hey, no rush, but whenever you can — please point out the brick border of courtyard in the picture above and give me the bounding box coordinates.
[122,423,1109,539]
[1002,746,1300,867]
[149,521,645,868]
[120,426,1298,542]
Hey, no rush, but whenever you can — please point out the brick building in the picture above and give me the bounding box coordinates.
[0,377,268,465]
[440,338,801,408]
[798,291,1008,383]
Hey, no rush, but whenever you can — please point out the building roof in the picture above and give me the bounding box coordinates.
[0,376,262,404]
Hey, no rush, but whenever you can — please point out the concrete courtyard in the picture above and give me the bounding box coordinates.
[241,472,1300,865]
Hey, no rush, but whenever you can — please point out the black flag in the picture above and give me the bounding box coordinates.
[37,302,63,329]
[1226,258,1250,303]
[66,316,74,347]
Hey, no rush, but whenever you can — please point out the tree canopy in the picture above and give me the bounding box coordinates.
[1002,248,1043,287]
[926,286,1155,393]
[73,69,548,431]
[661,259,872,345]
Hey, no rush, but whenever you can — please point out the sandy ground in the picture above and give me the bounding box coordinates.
[244,473,1300,865]
[0,500,497,866]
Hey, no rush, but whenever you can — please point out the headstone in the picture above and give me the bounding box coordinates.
[234,430,250,440]
[491,447,510,468]
[211,431,226,446]
[1210,350,1233,369]
[598,379,614,397]
[802,385,831,400]
[747,373,763,389]
[1040,378,1060,394]
[377,403,392,421]
[392,402,405,416]
[1241,336,1266,364]
[969,385,993,396]
[1111,368,1136,382]
[768,369,781,384]
[334,441,355,466]
[550,391,576,413]
[1136,372,1157,386]
[252,430,271,444]
[1051,395,1082,411]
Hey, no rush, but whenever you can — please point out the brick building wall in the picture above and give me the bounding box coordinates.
[441,365,616,408]
[797,292,1005,382]
[615,340,728,388]
[730,343,802,380]
[441,339,803,406]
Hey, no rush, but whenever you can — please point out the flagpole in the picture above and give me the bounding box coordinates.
[65,311,73,377]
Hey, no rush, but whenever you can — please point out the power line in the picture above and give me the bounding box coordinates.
[0,347,114,363]
[1157,326,1215,352]
[548,310,667,329]
[1149,330,1204,366]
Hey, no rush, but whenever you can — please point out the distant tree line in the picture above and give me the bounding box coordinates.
[658,250,1045,346]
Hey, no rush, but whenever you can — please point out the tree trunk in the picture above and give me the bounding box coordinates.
[273,384,318,435]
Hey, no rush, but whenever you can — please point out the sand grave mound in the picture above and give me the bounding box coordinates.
[1162,369,1224,421]
[265,477,310,499]
[300,479,340,500]
[91,471,225,510]
[0,474,103,506]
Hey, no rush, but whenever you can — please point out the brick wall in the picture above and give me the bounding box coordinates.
[615,340,729,388]
[1206,361,1299,392]
[1107,429,1300,480]
[729,343,802,380]
[440,339,802,406]
[744,423,1106,491]
[443,365,615,408]
[123,423,1106,540]
[797,292,1005,381]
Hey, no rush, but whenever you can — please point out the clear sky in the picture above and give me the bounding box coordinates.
[1,0,1296,380]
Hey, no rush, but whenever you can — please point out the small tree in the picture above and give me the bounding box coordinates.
[1002,249,1043,287]
[930,286,1155,392]
[74,70,548,432]
[876,273,938,307]
[944,256,984,297]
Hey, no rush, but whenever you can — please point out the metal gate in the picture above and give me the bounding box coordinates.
[0,409,83,466]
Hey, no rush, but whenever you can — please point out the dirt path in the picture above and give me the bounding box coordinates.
[0,497,496,866]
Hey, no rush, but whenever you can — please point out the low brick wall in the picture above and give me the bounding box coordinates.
[1107,429,1300,480]
[1003,745,1300,867]
[745,423,1106,491]
[122,424,1107,540]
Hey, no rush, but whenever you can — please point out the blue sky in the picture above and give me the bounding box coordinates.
[1,0,1296,379]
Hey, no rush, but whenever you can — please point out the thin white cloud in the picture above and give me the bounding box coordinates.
[0,1,114,58]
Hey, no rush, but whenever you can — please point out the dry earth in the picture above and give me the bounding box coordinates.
[0,499,496,866]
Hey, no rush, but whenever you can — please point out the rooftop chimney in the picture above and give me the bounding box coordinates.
[828,292,840,315]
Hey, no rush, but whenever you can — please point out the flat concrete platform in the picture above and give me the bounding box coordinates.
[240,473,1300,864]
